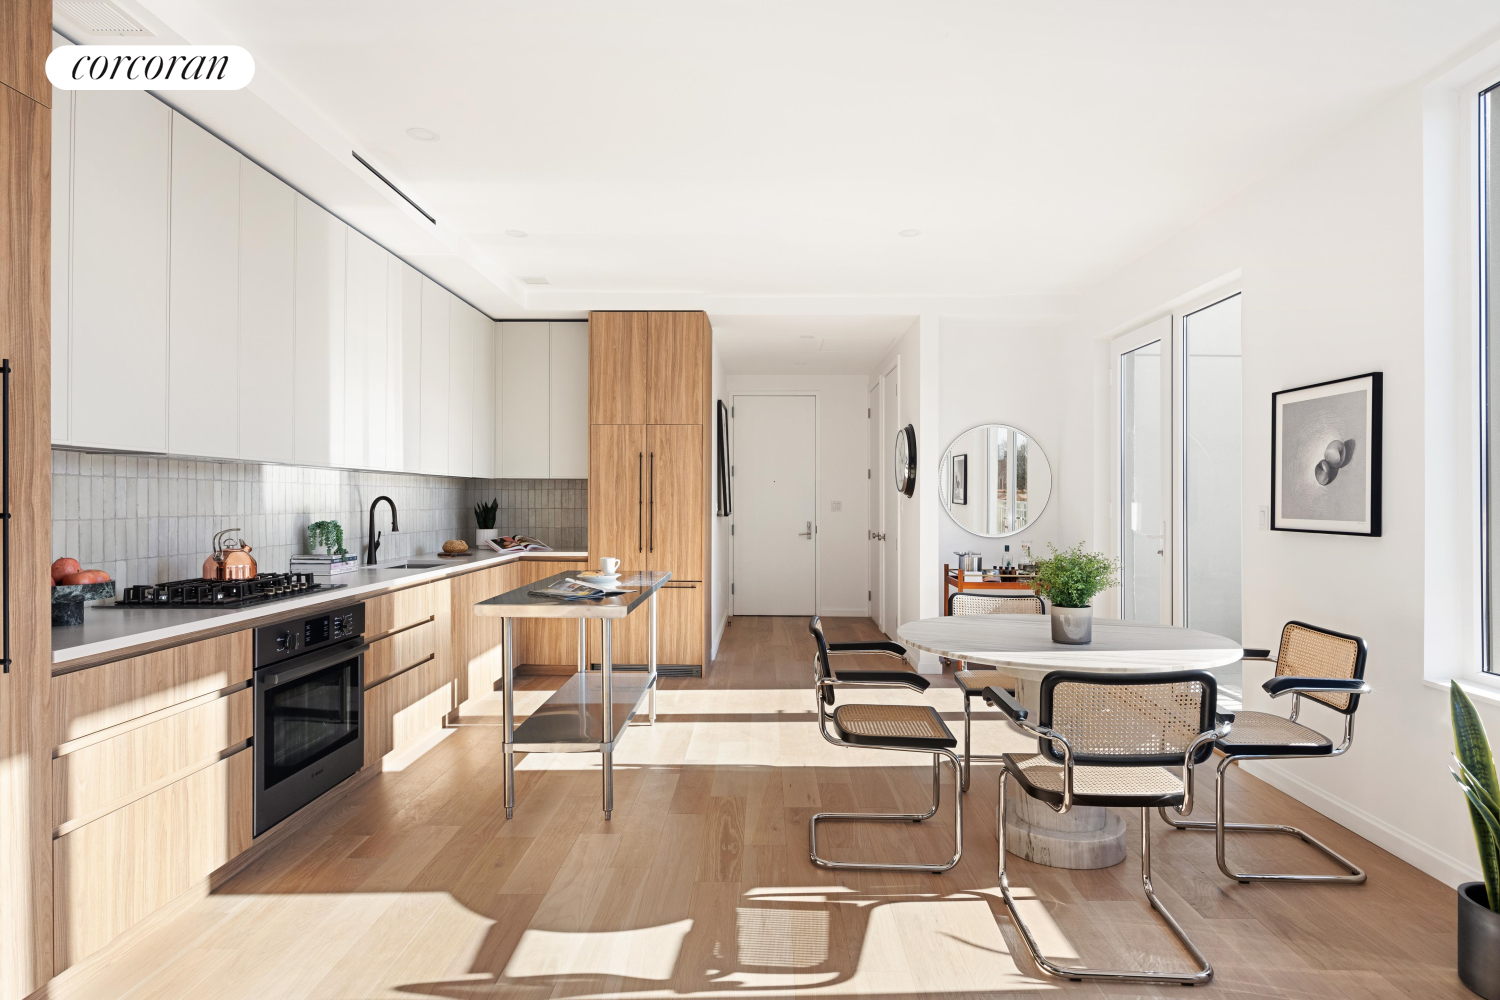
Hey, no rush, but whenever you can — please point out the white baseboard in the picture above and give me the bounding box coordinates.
[817,606,869,617]
[1245,760,1478,888]
[712,612,728,661]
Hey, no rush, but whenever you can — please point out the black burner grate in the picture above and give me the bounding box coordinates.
[112,573,344,609]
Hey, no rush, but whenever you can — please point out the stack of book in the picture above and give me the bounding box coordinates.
[289,553,359,582]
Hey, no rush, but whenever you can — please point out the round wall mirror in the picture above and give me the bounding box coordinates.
[894,424,916,497]
[938,423,1052,537]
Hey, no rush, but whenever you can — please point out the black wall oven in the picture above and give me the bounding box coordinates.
[253,603,366,836]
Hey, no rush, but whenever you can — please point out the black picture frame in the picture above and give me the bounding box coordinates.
[1270,371,1382,536]
[715,400,732,517]
[952,453,968,505]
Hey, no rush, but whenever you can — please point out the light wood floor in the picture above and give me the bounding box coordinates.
[41,616,1468,999]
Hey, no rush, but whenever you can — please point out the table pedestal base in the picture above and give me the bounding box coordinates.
[1000,795,1126,869]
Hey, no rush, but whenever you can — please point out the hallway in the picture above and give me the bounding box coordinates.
[41,617,1468,999]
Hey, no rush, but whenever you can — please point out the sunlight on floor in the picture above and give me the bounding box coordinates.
[502,918,694,980]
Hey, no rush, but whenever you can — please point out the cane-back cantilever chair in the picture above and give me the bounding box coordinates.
[1157,620,1371,884]
[947,592,1045,791]
[807,616,962,873]
[983,671,1231,986]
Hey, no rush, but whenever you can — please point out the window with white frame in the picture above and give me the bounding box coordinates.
[1484,81,1500,672]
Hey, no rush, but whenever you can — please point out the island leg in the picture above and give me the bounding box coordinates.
[502,616,515,820]
[577,618,586,674]
[648,590,658,723]
[601,617,613,820]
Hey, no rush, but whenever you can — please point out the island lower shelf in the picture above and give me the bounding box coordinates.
[511,670,656,753]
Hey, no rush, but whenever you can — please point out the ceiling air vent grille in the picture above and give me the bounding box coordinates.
[56,1,151,35]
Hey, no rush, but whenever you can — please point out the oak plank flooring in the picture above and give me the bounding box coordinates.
[37,614,1473,999]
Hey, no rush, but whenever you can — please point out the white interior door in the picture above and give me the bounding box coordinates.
[882,365,900,638]
[732,395,817,615]
[1114,317,1172,623]
[867,383,881,629]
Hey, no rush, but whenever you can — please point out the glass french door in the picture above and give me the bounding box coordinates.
[1113,294,1243,643]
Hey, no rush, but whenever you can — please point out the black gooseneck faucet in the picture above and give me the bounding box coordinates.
[367,496,399,566]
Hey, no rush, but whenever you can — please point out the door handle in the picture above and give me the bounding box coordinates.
[799,520,813,539]
[2,358,10,673]
[649,452,655,553]
[637,452,643,553]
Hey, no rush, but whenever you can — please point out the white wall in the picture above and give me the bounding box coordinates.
[1068,61,1500,887]
[724,361,871,617]
[711,344,732,660]
[937,320,1073,571]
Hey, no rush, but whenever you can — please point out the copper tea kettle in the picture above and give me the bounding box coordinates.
[203,528,258,581]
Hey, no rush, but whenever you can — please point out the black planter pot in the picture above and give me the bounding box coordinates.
[1460,882,1500,999]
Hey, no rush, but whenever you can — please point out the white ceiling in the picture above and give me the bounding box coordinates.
[715,315,916,373]
[82,0,1500,317]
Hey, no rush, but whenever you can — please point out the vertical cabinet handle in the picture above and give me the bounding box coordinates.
[649,453,655,552]
[637,452,643,552]
[2,359,12,673]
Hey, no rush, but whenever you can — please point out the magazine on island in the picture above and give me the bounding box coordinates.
[528,578,627,601]
[487,535,553,554]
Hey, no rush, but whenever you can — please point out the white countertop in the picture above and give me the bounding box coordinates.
[52,549,588,670]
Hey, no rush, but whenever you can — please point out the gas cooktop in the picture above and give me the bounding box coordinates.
[110,573,345,609]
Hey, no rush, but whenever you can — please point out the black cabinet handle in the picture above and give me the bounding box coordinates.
[3,359,12,673]
[649,452,655,553]
[637,452,643,552]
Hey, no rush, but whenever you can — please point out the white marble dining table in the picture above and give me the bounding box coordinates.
[898,614,1242,870]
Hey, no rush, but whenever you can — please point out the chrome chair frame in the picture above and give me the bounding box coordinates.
[947,593,1045,792]
[985,678,1228,986]
[1157,629,1371,885]
[807,617,963,874]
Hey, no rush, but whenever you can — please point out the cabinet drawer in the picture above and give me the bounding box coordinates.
[54,631,252,744]
[366,580,443,638]
[659,583,704,666]
[54,687,252,832]
[365,618,437,688]
[365,655,453,768]
[54,748,253,970]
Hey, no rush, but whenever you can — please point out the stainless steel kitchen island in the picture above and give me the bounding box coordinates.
[474,569,669,820]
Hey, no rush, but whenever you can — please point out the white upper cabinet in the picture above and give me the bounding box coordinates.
[293,194,347,468]
[548,322,589,478]
[51,86,71,445]
[237,159,296,464]
[342,230,388,470]
[473,319,496,478]
[447,297,477,478]
[393,258,422,473]
[417,277,450,475]
[70,91,171,453]
[500,322,550,478]
[168,113,241,459]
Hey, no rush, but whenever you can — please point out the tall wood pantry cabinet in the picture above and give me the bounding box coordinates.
[587,312,712,672]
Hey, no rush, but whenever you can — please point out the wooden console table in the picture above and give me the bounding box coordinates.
[942,564,1037,614]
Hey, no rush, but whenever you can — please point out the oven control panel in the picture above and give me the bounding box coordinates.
[254,603,365,667]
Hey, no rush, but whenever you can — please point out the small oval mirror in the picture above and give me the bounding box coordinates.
[938,423,1052,537]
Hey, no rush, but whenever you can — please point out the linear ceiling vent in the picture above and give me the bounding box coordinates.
[351,151,436,224]
[56,1,151,35]
[520,276,550,285]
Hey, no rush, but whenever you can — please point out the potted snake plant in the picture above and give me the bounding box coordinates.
[1454,681,1500,999]
[474,498,500,547]
[1031,542,1119,644]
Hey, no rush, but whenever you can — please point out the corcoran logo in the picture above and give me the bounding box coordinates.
[46,45,254,90]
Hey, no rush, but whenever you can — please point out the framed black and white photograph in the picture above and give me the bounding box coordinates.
[1271,372,1382,536]
[952,453,968,505]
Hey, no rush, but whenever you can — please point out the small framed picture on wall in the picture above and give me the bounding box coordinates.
[1271,371,1382,536]
[952,453,968,506]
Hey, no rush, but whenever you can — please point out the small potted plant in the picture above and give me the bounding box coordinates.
[1452,681,1500,999]
[307,520,347,556]
[1031,542,1119,644]
[474,498,500,547]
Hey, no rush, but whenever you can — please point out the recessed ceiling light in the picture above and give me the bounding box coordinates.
[505,230,528,238]
[899,229,921,237]
[406,127,439,141]
[520,276,550,285]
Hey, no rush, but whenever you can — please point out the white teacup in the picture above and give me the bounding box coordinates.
[598,557,621,575]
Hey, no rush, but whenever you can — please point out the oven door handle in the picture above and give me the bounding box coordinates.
[259,639,369,688]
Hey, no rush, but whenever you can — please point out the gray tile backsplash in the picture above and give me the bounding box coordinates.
[51,449,586,594]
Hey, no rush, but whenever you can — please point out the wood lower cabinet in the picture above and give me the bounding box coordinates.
[364,655,453,768]
[365,619,437,688]
[658,584,705,666]
[53,748,253,970]
[363,580,455,767]
[450,563,516,708]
